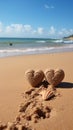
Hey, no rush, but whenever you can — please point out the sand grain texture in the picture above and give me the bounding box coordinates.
[0,52,73,130]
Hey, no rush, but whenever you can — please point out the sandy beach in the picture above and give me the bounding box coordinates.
[0,52,73,130]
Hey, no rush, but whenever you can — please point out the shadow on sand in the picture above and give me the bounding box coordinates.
[36,80,73,89]
[57,82,73,88]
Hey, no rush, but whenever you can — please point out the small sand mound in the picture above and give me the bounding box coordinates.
[0,87,57,130]
[18,87,52,125]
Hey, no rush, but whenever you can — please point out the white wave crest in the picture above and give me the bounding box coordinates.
[0,44,73,58]
[63,40,73,43]
[53,39,63,43]
[36,40,46,43]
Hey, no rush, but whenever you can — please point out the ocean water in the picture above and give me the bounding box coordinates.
[0,37,73,58]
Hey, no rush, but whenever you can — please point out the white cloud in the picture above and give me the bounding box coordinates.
[32,30,37,34]
[32,27,44,35]
[6,24,23,33]
[0,21,73,38]
[11,24,23,32]
[5,26,13,33]
[37,27,44,35]
[24,25,32,32]
[44,4,54,9]
[0,22,3,32]
[49,26,56,35]
[3,23,35,37]
[58,28,73,37]
[0,29,2,33]
[69,29,73,33]
[5,24,32,36]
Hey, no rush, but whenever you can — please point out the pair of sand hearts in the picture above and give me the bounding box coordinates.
[25,69,65,87]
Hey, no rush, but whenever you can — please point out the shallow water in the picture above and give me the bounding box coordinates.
[0,38,73,57]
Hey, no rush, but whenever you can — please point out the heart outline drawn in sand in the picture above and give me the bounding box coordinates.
[25,70,44,87]
[45,69,65,86]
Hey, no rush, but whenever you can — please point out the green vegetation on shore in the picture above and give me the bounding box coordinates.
[63,35,73,40]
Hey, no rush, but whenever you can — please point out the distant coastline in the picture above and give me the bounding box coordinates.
[63,34,73,40]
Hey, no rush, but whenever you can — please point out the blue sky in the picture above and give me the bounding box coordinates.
[0,0,73,38]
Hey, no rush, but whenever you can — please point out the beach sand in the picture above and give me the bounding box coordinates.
[0,52,73,130]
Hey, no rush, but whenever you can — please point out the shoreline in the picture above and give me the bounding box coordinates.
[0,49,73,59]
[0,40,73,58]
[0,52,73,130]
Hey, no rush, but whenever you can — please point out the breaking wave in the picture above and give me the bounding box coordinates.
[0,44,73,57]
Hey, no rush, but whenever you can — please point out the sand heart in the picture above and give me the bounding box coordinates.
[45,69,65,86]
[25,70,44,87]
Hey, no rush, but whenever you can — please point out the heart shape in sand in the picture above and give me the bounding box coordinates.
[25,70,44,87]
[45,69,65,86]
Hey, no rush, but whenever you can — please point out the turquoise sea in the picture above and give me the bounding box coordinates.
[0,37,73,58]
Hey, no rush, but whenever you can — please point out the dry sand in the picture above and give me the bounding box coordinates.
[0,52,73,130]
